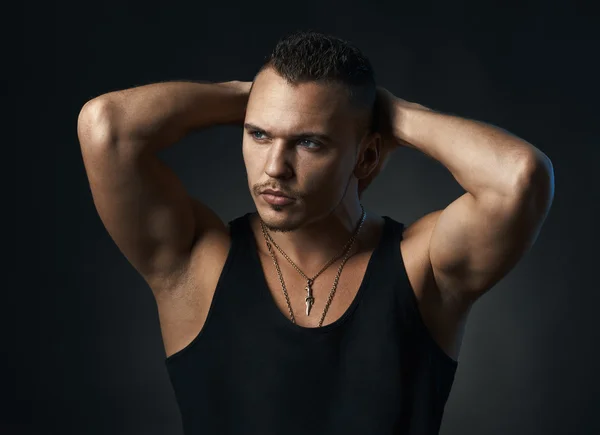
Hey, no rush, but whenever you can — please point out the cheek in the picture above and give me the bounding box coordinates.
[241,138,249,163]
[242,140,258,173]
[303,160,352,194]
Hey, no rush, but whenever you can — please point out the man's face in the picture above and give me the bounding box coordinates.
[242,67,369,232]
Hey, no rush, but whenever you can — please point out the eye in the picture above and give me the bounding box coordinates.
[250,130,267,140]
[299,139,320,149]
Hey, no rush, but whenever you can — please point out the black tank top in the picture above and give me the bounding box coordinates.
[165,212,458,435]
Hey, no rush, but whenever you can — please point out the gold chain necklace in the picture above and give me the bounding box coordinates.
[259,205,366,327]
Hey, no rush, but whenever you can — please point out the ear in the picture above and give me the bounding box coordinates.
[356,132,398,198]
[354,131,382,182]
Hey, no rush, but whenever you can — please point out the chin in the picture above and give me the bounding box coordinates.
[257,205,303,233]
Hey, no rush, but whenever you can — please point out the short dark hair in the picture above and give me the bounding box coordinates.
[257,30,377,130]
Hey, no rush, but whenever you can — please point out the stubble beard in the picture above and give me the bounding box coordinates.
[259,168,355,234]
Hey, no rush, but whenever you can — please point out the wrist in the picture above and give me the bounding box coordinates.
[220,80,252,96]
[216,81,251,124]
[391,100,431,148]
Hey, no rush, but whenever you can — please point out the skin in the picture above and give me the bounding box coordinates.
[78,67,553,365]
[242,67,382,269]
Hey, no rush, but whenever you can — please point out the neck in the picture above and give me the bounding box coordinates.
[256,202,367,272]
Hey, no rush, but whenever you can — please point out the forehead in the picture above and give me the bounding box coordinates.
[247,68,357,136]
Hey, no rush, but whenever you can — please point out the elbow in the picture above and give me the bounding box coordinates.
[514,151,555,215]
[77,97,119,150]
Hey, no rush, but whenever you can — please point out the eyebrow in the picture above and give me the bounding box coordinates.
[243,122,334,143]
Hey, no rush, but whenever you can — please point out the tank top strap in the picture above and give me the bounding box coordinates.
[374,216,413,318]
[380,215,405,271]
[226,212,254,247]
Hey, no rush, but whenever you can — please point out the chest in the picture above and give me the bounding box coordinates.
[256,248,377,328]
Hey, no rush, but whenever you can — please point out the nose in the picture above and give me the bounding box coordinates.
[264,141,294,179]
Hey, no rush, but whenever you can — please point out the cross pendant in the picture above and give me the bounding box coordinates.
[305,281,314,316]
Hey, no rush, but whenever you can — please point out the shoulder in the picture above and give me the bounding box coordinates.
[399,210,468,361]
[186,209,255,266]
[180,207,244,294]
[398,210,443,299]
[402,210,443,242]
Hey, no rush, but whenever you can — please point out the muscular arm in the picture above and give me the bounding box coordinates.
[389,96,554,302]
[77,80,250,291]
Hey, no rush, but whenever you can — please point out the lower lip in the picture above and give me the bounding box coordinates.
[261,193,295,205]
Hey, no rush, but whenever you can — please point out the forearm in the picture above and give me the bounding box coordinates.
[81,80,250,153]
[393,104,550,198]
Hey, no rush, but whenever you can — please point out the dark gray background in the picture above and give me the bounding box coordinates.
[7,0,598,434]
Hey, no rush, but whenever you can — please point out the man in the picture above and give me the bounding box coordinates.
[77,31,554,434]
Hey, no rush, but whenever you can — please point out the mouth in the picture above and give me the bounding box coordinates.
[260,192,296,206]
[260,189,294,199]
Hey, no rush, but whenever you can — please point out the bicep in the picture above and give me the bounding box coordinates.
[78,102,198,287]
[429,189,544,300]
